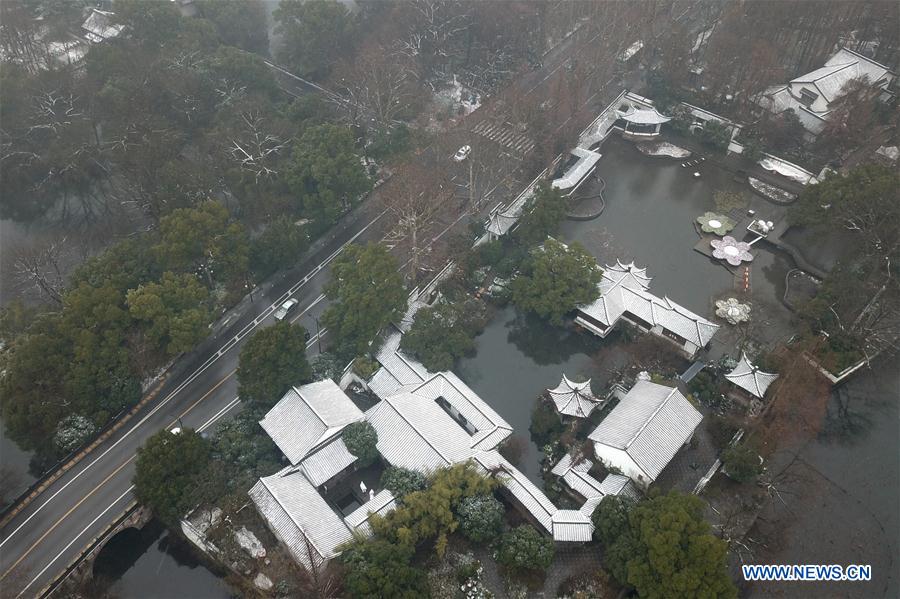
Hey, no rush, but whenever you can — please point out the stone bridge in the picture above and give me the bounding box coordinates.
[40,503,152,597]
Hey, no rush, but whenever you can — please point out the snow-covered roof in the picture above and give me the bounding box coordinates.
[552,147,601,191]
[370,324,430,397]
[249,468,354,569]
[259,380,364,466]
[725,353,779,399]
[249,469,397,570]
[588,380,702,482]
[81,9,124,43]
[368,372,513,473]
[577,260,719,348]
[300,438,357,487]
[474,450,558,533]
[547,375,601,418]
[552,510,594,542]
[342,489,397,537]
[619,107,671,125]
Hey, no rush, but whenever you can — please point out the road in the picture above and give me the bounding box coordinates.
[0,5,715,593]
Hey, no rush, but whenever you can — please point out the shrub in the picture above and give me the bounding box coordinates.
[371,463,498,557]
[722,442,762,483]
[340,538,428,598]
[53,414,97,453]
[342,421,379,467]
[457,494,505,544]
[496,525,555,574]
[381,466,427,499]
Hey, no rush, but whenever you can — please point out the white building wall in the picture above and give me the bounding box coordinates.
[593,444,650,489]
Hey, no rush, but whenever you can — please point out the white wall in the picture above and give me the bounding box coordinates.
[593,444,651,489]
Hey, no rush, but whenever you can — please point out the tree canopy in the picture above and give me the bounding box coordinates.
[339,538,428,599]
[399,300,486,371]
[274,0,356,80]
[249,217,310,281]
[286,124,371,228]
[126,272,211,356]
[342,421,379,467]
[322,243,406,357]
[790,165,900,353]
[156,201,249,287]
[514,183,568,246]
[496,525,555,573]
[237,320,313,406]
[133,429,211,526]
[370,462,498,557]
[510,239,602,324]
[591,494,635,546]
[606,492,737,598]
[457,493,505,544]
[196,0,269,53]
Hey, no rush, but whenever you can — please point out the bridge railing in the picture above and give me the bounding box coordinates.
[38,501,140,598]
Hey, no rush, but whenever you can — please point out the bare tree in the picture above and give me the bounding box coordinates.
[12,237,68,305]
[381,164,449,281]
[333,47,422,130]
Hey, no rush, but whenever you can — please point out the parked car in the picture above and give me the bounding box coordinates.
[274,298,299,321]
[453,145,472,161]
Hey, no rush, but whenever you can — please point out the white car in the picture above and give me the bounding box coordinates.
[273,298,299,321]
[453,145,471,162]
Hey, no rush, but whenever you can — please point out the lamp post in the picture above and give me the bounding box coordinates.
[308,314,322,353]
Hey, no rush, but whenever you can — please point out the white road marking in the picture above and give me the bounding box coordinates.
[0,209,387,550]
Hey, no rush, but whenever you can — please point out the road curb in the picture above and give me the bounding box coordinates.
[0,376,168,531]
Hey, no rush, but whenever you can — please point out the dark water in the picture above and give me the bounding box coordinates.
[456,307,628,484]
[748,354,900,598]
[92,520,232,599]
[0,424,36,507]
[560,135,740,311]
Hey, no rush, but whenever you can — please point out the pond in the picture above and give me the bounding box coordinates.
[92,519,233,599]
[559,135,800,352]
[456,306,632,485]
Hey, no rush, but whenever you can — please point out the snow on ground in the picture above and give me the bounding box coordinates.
[433,75,481,116]
[234,526,266,559]
[636,141,691,158]
[748,177,796,204]
[758,156,818,185]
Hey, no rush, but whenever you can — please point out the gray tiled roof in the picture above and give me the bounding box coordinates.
[300,438,357,487]
[250,468,353,569]
[413,372,512,450]
[474,451,557,533]
[578,261,719,347]
[259,380,364,465]
[373,325,430,388]
[588,380,702,481]
[551,510,594,542]
[548,375,601,418]
[725,353,779,399]
[343,489,397,536]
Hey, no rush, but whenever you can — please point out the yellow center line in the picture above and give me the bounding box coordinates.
[1,369,236,582]
[1,454,134,582]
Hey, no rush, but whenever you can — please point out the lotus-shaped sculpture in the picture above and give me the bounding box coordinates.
[715,297,751,324]
[697,211,735,235]
[711,236,753,266]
